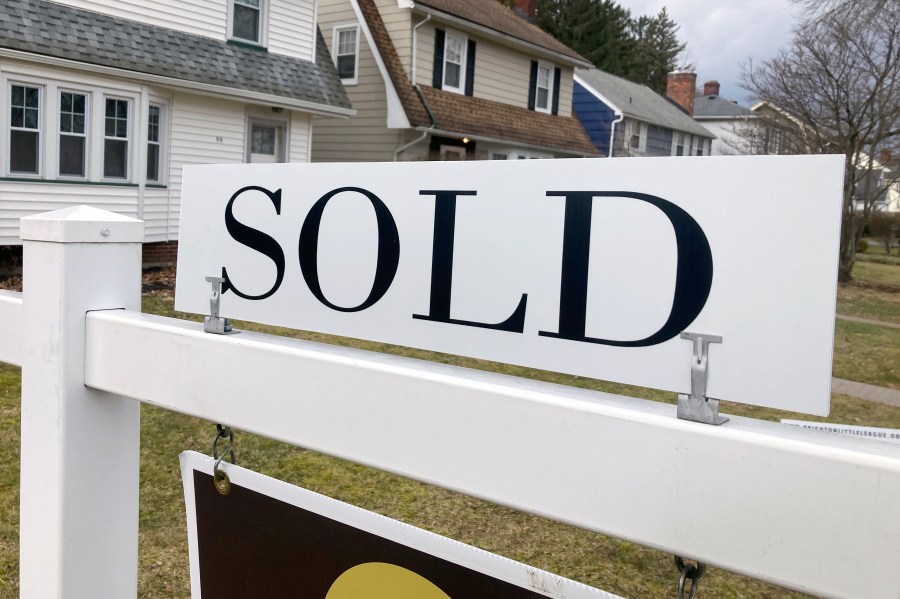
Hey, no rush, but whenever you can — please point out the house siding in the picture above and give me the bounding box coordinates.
[289,111,312,162]
[268,0,317,61]
[472,36,531,109]
[167,92,246,240]
[50,0,226,40]
[374,0,413,75]
[572,80,615,155]
[313,0,404,162]
[51,0,316,62]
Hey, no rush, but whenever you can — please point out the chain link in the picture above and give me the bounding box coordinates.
[674,556,707,599]
[212,424,235,495]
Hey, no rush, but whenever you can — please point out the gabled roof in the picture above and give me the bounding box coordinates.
[413,0,589,65]
[694,93,753,119]
[0,0,352,114]
[575,67,713,138]
[357,0,597,156]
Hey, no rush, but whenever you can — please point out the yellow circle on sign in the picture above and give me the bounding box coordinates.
[325,562,451,599]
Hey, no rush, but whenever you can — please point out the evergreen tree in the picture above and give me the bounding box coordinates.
[630,8,686,93]
[536,0,635,79]
[535,0,687,92]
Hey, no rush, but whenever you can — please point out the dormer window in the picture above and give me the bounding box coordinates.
[535,62,552,113]
[442,32,467,93]
[333,25,359,85]
[433,29,476,96]
[230,0,265,45]
[528,61,560,115]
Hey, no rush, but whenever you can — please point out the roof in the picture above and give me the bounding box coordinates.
[0,0,352,112]
[694,93,753,119]
[357,0,597,156]
[575,68,713,138]
[413,0,588,65]
[418,86,596,154]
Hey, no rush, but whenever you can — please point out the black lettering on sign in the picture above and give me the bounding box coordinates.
[222,185,285,300]
[298,187,400,312]
[414,190,528,332]
[539,191,713,347]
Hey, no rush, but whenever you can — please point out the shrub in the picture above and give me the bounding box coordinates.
[868,211,900,254]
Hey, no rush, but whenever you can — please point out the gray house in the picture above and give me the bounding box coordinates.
[573,67,713,157]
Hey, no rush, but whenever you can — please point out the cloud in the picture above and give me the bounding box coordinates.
[615,0,801,102]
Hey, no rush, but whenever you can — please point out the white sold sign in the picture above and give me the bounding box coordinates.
[175,156,843,414]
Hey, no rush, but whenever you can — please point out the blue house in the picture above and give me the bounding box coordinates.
[573,68,714,157]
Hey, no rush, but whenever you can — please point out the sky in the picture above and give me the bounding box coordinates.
[614,0,802,104]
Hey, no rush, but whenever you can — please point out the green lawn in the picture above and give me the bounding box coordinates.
[837,249,899,324]
[832,319,900,389]
[836,284,900,324]
[851,259,900,287]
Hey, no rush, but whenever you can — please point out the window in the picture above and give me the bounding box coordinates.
[10,84,41,175]
[58,91,87,178]
[443,32,466,93]
[491,152,508,160]
[628,122,647,153]
[104,98,129,179]
[147,105,162,182]
[535,62,553,113]
[674,133,685,156]
[231,0,263,44]
[333,25,359,84]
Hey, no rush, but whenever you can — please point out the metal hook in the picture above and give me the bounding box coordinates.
[204,276,234,335]
[212,424,235,495]
[674,556,707,599]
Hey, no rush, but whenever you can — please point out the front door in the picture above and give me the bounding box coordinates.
[249,121,285,163]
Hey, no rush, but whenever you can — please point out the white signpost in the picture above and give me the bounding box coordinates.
[175,156,843,414]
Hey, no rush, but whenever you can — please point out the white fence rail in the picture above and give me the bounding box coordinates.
[0,290,21,366]
[2,206,900,599]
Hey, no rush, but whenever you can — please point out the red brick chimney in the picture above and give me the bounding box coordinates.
[703,80,720,97]
[513,0,536,21]
[667,71,697,117]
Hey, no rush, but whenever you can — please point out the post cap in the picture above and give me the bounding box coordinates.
[20,205,144,243]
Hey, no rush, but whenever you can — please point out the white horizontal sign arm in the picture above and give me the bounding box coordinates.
[85,309,900,599]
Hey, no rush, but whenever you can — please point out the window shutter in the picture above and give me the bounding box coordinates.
[551,67,561,115]
[433,29,445,89]
[465,39,476,96]
[528,60,538,110]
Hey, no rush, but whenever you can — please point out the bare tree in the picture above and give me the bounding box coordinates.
[741,0,900,282]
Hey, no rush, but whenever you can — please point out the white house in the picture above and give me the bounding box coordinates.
[0,0,352,260]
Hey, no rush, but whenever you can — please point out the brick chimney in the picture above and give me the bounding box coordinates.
[667,71,697,117]
[703,80,720,97]
[513,0,536,21]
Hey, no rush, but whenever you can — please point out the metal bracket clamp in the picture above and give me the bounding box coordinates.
[203,276,237,335]
[677,332,727,426]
